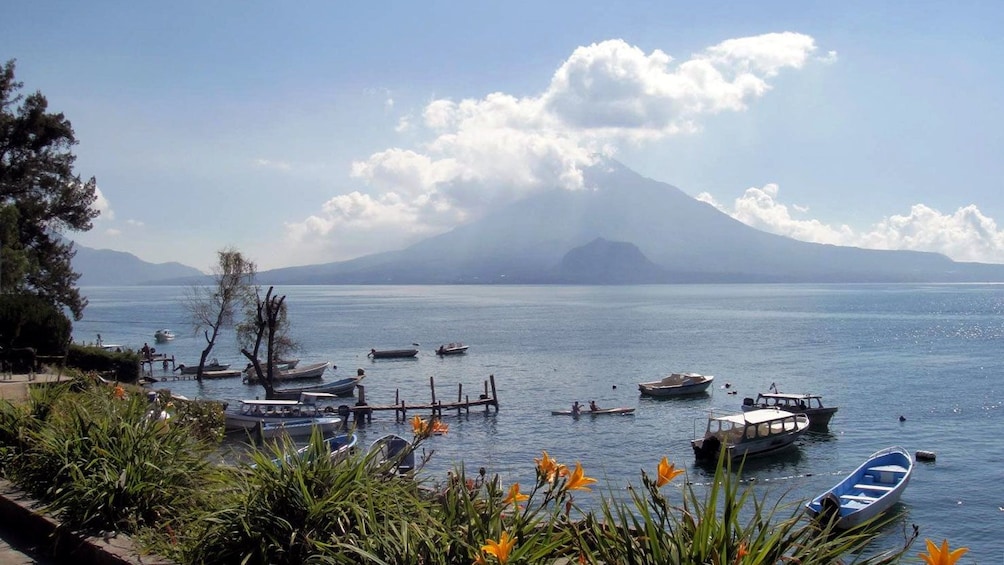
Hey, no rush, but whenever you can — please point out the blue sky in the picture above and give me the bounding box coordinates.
[4,1,1004,271]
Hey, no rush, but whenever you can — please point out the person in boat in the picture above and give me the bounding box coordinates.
[571,401,582,415]
[589,400,600,412]
[438,345,445,355]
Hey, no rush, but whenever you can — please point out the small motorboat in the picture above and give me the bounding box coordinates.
[638,373,714,397]
[742,392,838,429]
[244,361,330,384]
[176,359,231,374]
[368,348,419,359]
[267,373,366,400]
[691,408,809,462]
[436,343,469,356]
[805,446,913,529]
[153,329,176,342]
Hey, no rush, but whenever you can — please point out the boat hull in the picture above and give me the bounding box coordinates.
[639,373,714,397]
[258,417,342,439]
[805,446,912,529]
[244,361,329,384]
[692,409,809,462]
[268,377,362,400]
[369,349,419,359]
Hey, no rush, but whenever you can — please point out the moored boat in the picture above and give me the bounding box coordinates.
[436,343,468,355]
[257,416,342,440]
[176,360,231,374]
[368,348,419,359]
[243,361,330,384]
[268,372,365,400]
[224,395,340,432]
[691,408,809,462]
[805,446,913,529]
[638,373,714,397]
[742,392,838,429]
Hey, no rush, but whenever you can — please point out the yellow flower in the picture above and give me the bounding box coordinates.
[656,456,684,487]
[482,531,515,564]
[565,461,597,491]
[410,415,428,434]
[503,483,528,507]
[919,539,968,565]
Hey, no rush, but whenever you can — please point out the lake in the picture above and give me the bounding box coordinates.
[72,283,1004,560]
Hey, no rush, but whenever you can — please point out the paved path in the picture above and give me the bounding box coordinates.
[0,373,73,403]
[0,534,53,565]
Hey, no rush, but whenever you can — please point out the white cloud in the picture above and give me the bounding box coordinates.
[126,219,145,227]
[104,228,121,236]
[91,186,114,221]
[712,183,1004,263]
[287,33,821,257]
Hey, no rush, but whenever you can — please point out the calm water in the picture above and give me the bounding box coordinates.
[73,284,1004,560]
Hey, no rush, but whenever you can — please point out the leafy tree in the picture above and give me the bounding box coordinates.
[1,59,98,320]
[238,286,297,396]
[182,248,257,381]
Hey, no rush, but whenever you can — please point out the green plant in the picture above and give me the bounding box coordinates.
[10,386,218,533]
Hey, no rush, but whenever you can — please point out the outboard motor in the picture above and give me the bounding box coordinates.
[742,397,754,407]
[698,435,721,461]
[817,492,842,525]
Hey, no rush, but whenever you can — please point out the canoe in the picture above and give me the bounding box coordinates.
[805,446,913,529]
[551,407,636,416]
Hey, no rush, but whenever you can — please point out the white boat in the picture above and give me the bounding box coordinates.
[243,361,329,384]
[224,394,340,432]
[805,446,913,529]
[268,374,365,400]
[154,329,176,342]
[742,392,838,428]
[691,408,809,462]
[638,373,714,397]
[176,360,231,374]
[436,343,469,356]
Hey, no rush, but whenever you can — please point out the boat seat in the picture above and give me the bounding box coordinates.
[840,494,879,502]
[854,483,895,492]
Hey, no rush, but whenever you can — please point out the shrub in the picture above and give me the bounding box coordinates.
[65,344,141,382]
[0,292,71,355]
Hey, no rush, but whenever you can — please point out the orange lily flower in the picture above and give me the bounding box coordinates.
[410,415,428,435]
[656,456,684,487]
[919,539,968,565]
[503,482,528,507]
[565,461,597,491]
[482,531,515,564]
[432,420,449,434]
[472,553,487,565]
[735,540,748,563]
[535,451,564,482]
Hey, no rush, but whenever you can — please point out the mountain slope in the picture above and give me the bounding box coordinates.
[72,245,205,286]
[259,160,1004,284]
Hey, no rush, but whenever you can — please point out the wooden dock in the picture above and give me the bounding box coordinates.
[140,354,176,374]
[343,374,499,425]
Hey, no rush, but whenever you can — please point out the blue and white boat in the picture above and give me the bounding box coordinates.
[257,416,342,440]
[805,446,913,529]
[368,434,415,475]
